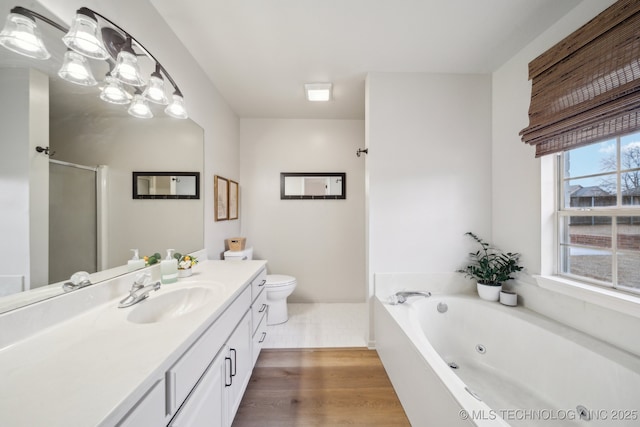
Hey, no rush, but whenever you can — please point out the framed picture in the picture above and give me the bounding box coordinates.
[228,180,239,220]
[214,175,228,221]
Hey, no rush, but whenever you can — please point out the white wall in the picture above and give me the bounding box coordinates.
[0,69,49,293]
[366,72,493,293]
[365,72,492,345]
[240,119,365,303]
[38,0,241,261]
[493,0,640,356]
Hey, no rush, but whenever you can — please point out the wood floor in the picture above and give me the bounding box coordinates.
[232,348,411,427]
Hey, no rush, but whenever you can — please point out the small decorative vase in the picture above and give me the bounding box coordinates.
[477,282,502,301]
[177,268,193,278]
[500,290,517,306]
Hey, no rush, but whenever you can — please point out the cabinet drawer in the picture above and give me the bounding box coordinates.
[250,268,267,303]
[251,314,268,366]
[166,286,251,415]
[118,378,165,427]
[251,288,267,335]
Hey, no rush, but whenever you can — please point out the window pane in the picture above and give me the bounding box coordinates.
[564,177,616,208]
[564,216,612,246]
[617,252,640,290]
[621,172,640,205]
[561,246,612,283]
[620,133,640,172]
[617,217,640,250]
[564,139,616,178]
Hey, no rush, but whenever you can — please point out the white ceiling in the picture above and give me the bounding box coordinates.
[150,0,581,120]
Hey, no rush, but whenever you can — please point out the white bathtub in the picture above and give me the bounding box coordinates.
[375,294,640,426]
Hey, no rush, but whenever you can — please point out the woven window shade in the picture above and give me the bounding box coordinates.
[520,0,640,157]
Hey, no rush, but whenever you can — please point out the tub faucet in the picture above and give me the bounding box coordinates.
[118,274,161,308]
[389,291,432,305]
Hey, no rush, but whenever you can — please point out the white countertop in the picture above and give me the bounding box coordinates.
[0,260,266,427]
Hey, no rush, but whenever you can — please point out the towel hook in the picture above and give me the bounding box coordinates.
[35,146,55,157]
[356,148,368,157]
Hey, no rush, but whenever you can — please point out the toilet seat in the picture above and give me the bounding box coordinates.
[266,274,296,288]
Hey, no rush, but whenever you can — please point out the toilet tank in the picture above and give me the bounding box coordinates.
[223,247,253,260]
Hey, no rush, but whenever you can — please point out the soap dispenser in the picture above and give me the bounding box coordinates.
[161,249,178,284]
[127,249,145,271]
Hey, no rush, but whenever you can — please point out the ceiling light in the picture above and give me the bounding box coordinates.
[0,8,50,60]
[112,36,145,87]
[58,49,97,86]
[100,74,132,104]
[128,93,153,118]
[305,83,332,101]
[165,90,188,119]
[143,64,169,105]
[62,8,108,60]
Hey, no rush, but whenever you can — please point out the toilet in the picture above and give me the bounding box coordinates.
[223,248,297,325]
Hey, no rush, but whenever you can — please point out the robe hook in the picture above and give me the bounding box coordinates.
[356,148,368,157]
[35,146,55,156]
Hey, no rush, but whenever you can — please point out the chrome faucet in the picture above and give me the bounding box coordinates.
[118,274,161,308]
[389,291,431,305]
[62,271,92,292]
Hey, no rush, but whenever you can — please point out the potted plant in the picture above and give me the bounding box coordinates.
[457,232,523,301]
[176,253,198,278]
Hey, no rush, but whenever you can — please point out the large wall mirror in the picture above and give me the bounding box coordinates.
[0,0,204,313]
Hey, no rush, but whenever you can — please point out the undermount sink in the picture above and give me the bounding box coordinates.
[127,286,218,324]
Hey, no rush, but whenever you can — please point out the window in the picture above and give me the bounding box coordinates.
[558,130,640,294]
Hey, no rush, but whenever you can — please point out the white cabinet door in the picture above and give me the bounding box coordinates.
[169,350,226,427]
[226,312,252,423]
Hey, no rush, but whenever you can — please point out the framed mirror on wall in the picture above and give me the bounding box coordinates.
[133,172,200,199]
[280,172,346,199]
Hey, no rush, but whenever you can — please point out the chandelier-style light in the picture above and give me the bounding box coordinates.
[112,36,145,87]
[0,6,188,119]
[62,8,108,60]
[128,93,153,119]
[58,49,97,86]
[100,73,132,104]
[165,90,188,119]
[143,64,169,105]
[0,8,50,60]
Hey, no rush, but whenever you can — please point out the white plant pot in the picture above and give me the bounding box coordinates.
[476,282,502,301]
[177,268,193,278]
[500,290,517,306]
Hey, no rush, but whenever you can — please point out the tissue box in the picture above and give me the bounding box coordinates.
[226,237,246,251]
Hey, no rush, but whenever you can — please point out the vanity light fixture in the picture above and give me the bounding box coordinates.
[57,49,98,86]
[100,73,132,104]
[62,8,108,60]
[305,82,332,101]
[0,7,51,60]
[111,36,145,87]
[165,90,188,119]
[0,6,188,119]
[143,64,169,105]
[128,91,153,119]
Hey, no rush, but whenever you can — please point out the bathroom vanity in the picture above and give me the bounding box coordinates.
[0,260,268,427]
